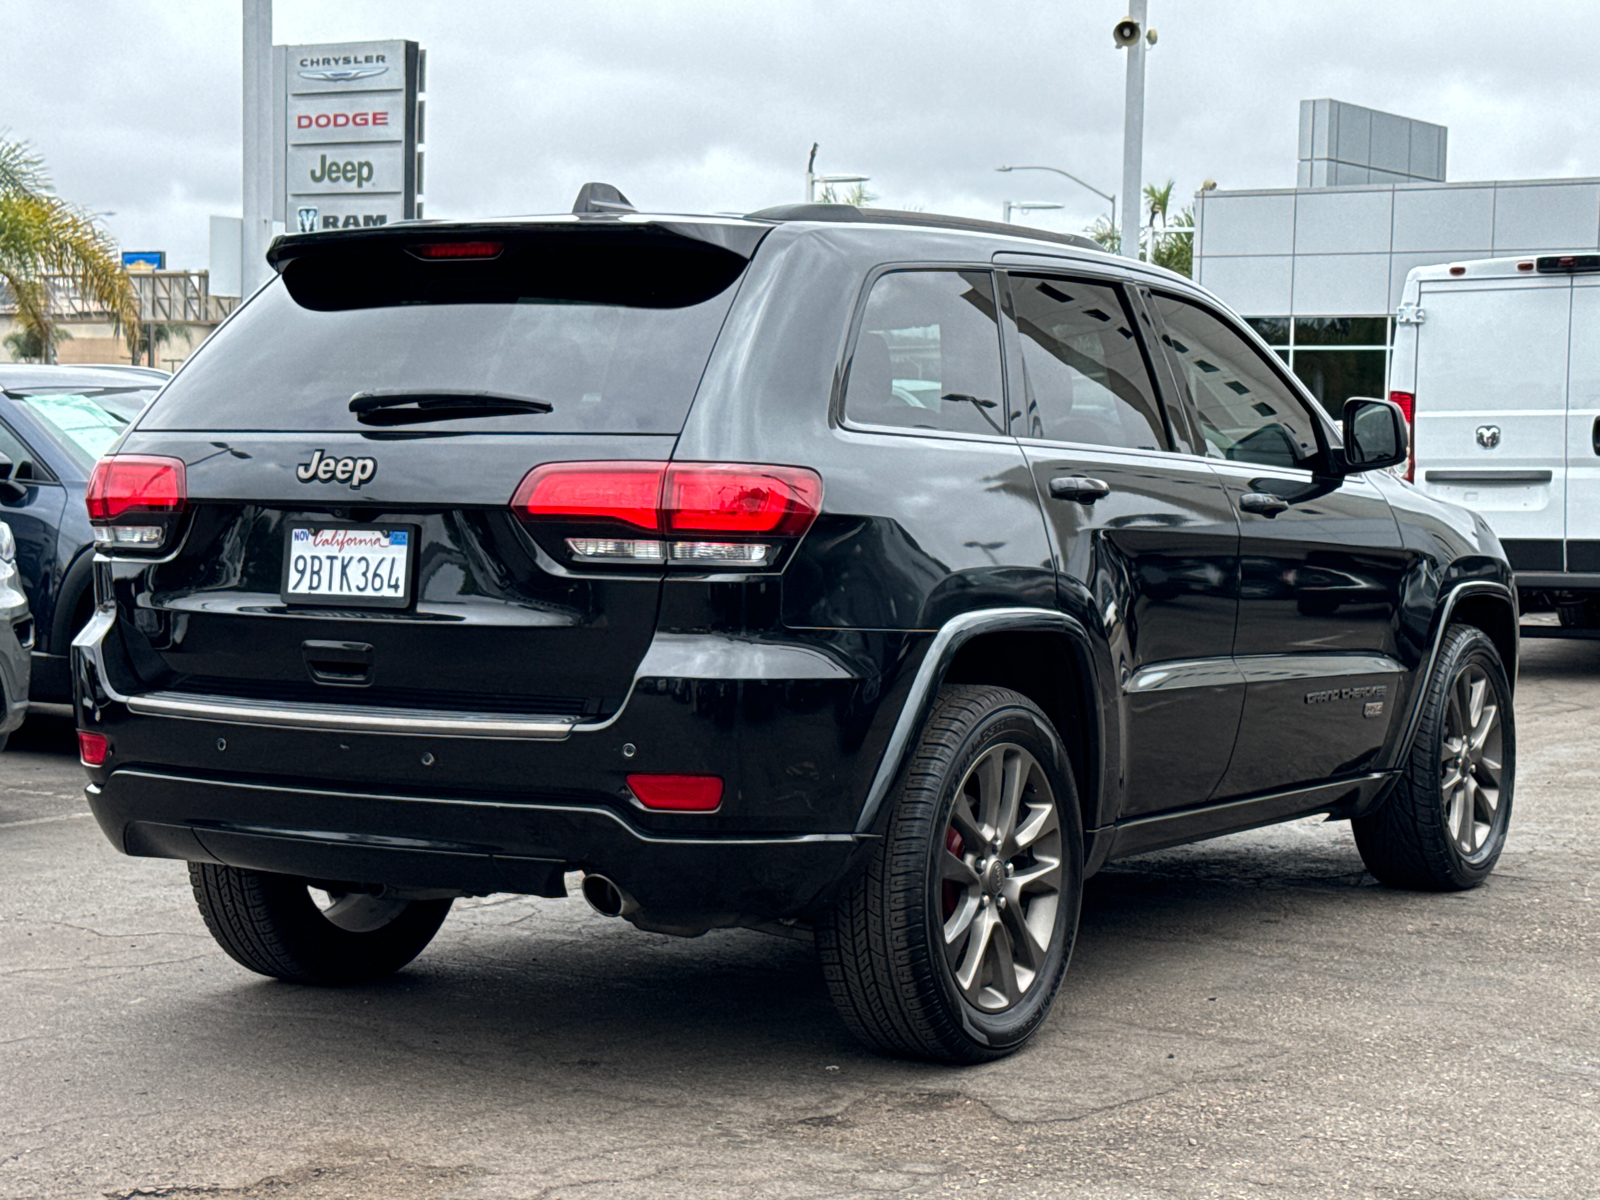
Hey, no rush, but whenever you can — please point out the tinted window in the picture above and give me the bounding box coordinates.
[1007,275,1166,450]
[0,417,40,479]
[844,270,1007,437]
[142,235,747,434]
[1152,293,1321,470]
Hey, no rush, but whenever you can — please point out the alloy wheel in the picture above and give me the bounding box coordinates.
[1440,663,1504,860]
[938,742,1063,1012]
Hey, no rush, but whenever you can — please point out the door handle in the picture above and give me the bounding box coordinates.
[1592,415,1599,456]
[1048,476,1111,504]
[1238,492,1290,516]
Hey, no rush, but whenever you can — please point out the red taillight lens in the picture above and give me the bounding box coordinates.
[511,462,666,530]
[410,241,503,260]
[1389,390,1416,481]
[78,731,108,766]
[509,462,823,567]
[663,464,823,536]
[86,455,187,522]
[627,773,723,811]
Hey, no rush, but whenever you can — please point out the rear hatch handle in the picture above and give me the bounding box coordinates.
[302,640,374,687]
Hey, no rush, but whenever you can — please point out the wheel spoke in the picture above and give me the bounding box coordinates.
[1011,793,1060,855]
[1458,776,1479,852]
[1009,856,1061,896]
[974,751,1004,835]
[1466,674,1487,730]
[941,850,980,888]
[954,906,996,998]
[1470,702,1499,754]
[1000,893,1052,970]
[943,893,979,947]
[988,919,1023,1007]
[1447,683,1468,740]
[995,751,1027,849]
[949,789,983,850]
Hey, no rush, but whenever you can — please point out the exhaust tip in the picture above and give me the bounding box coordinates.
[581,873,635,918]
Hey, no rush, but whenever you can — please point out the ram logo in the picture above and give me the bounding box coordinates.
[1476,424,1502,449]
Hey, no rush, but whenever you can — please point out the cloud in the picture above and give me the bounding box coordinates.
[8,0,1600,275]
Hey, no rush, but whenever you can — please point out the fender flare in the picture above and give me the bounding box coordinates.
[1387,580,1518,770]
[852,607,1101,835]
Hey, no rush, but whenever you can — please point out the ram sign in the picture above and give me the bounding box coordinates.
[279,40,424,233]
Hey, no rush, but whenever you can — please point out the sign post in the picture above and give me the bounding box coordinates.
[280,40,424,234]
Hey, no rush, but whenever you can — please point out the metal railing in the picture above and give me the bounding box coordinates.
[0,272,238,324]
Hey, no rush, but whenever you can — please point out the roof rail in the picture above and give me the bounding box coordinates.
[572,182,635,215]
[746,203,1106,254]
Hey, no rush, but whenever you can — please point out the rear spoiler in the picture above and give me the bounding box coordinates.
[266,217,772,273]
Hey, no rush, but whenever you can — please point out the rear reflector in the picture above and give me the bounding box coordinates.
[86,456,187,522]
[627,773,723,811]
[409,241,504,260]
[78,731,108,766]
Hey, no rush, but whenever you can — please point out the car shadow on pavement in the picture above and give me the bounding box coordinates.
[8,706,78,755]
[149,821,1405,1092]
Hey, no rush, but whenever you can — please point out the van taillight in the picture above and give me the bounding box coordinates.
[1389,391,1416,481]
[510,461,823,567]
[85,455,188,552]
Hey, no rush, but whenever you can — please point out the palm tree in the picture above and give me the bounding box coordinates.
[0,135,139,363]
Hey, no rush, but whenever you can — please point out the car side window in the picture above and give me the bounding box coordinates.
[0,417,42,482]
[1151,293,1322,470]
[843,270,1008,437]
[1006,274,1168,451]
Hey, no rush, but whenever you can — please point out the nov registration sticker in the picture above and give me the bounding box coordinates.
[282,524,415,609]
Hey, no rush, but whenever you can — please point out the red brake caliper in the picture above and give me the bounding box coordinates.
[942,826,965,920]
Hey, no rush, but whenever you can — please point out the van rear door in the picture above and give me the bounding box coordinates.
[1413,275,1570,572]
[1565,279,1600,573]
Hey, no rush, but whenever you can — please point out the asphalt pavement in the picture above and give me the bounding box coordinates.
[1,638,1596,1199]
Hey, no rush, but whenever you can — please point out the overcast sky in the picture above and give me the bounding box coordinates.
[10,0,1600,275]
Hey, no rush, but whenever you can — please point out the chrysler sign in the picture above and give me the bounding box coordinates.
[279,39,423,232]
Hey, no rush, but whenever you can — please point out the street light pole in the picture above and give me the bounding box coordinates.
[996,165,1115,236]
[242,0,273,294]
[1002,201,1065,224]
[1118,0,1149,260]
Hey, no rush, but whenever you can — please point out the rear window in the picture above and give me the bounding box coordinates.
[9,388,155,471]
[141,231,750,434]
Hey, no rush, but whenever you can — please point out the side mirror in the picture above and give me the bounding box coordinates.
[1339,397,1408,474]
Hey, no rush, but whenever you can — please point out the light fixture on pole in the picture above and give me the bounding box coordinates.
[1114,2,1156,259]
[1002,201,1065,224]
[997,165,1115,236]
[805,143,869,203]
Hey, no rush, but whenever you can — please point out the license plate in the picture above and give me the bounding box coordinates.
[282,524,414,609]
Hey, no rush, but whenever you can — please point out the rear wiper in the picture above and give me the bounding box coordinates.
[349,389,553,427]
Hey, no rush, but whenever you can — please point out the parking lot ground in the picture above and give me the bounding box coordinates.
[1,639,1596,1200]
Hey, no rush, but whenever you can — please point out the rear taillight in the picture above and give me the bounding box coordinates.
[1389,391,1415,481]
[86,455,187,552]
[511,462,822,568]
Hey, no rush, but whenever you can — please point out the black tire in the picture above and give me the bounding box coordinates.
[1557,597,1598,629]
[1353,624,1514,890]
[188,864,452,985]
[817,685,1084,1063]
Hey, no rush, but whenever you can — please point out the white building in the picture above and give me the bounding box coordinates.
[1193,99,1600,415]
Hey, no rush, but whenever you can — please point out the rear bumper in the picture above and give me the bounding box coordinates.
[87,768,862,930]
[73,607,920,927]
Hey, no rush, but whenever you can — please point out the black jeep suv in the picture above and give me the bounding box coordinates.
[75,193,1518,1062]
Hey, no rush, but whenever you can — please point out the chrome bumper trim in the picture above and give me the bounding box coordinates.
[124,691,579,740]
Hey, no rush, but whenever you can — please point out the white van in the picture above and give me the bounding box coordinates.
[1390,254,1600,631]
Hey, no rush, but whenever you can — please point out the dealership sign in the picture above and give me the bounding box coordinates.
[277,40,424,232]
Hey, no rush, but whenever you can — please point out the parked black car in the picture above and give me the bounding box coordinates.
[75,196,1518,1062]
[0,364,165,701]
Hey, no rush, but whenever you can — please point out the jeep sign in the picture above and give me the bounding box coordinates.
[278,39,424,232]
